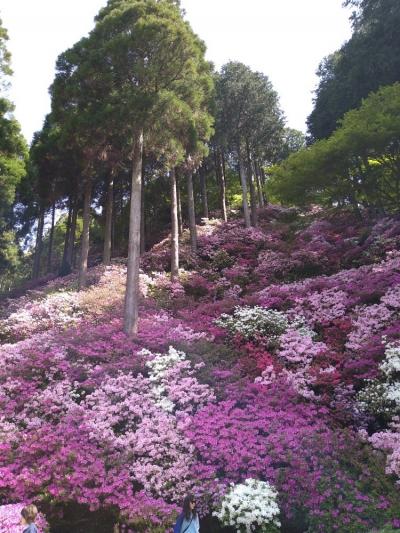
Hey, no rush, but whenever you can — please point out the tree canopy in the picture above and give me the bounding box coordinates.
[307,0,400,140]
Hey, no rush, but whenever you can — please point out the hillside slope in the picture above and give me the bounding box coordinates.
[1,206,400,533]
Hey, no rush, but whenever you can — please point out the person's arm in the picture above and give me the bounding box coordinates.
[195,514,200,533]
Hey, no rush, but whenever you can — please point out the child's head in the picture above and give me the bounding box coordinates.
[20,504,38,525]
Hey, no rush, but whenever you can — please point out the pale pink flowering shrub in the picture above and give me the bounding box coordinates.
[370,417,400,483]
[0,503,48,532]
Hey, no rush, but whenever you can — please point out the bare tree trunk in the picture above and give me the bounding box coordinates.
[255,160,265,207]
[124,131,144,337]
[103,174,114,265]
[187,171,197,253]
[140,172,146,254]
[170,168,179,281]
[199,165,209,219]
[61,197,72,274]
[215,149,227,222]
[176,172,183,237]
[69,199,78,270]
[32,205,45,279]
[260,166,268,204]
[238,148,251,228]
[246,141,258,226]
[78,177,92,289]
[47,200,56,273]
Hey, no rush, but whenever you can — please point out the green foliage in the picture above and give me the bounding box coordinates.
[215,61,284,160]
[308,0,400,139]
[0,18,28,278]
[271,83,400,212]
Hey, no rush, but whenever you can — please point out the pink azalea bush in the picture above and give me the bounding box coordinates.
[0,503,48,532]
[1,207,400,532]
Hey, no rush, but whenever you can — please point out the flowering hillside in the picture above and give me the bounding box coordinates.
[1,206,400,533]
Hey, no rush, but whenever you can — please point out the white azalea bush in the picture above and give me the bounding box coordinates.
[215,306,289,340]
[357,341,400,418]
[214,479,281,533]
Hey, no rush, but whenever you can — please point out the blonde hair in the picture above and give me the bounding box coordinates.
[21,504,38,524]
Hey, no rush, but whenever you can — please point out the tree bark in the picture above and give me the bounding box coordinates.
[176,172,183,237]
[170,167,179,281]
[187,171,197,253]
[199,165,209,219]
[246,141,258,226]
[69,199,78,270]
[140,172,146,254]
[47,200,56,273]
[103,173,114,265]
[32,205,45,279]
[78,177,92,289]
[61,197,72,275]
[124,131,144,337]
[238,148,251,228]
[215,149,227,222]
[260,166,268,204]
[255,160,265,207]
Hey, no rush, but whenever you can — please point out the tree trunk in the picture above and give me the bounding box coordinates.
[176,172,183,237]
[103,173,114,265]
[78,177,92,289]
[246,141,258,226]
[69,200,78,271]
[61,197,73,274]
[215,149,227,222]
[238,149,251,228]
[187,171,197,253]
[260,166,268,204]
[47,200,56,273]
[199,165,209,219]
[140,172,146,254]
[32,205,45,279]
[170,168,179,281]
[255,160,265,207]
[124,131,144,337]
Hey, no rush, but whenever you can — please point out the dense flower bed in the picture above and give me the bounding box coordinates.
[1,207,400,532]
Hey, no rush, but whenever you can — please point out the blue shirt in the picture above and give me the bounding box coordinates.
[23,525,38,533]
[180,513,199,533]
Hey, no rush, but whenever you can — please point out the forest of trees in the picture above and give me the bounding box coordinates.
[1,0,399,331]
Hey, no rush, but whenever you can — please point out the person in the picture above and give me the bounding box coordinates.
[20,504,38,533]
[173,494,200,533]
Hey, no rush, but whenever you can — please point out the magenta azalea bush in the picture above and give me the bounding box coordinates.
[1,207,400,532]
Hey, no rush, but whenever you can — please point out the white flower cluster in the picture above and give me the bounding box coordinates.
[215,306,289,340]
[357,342,400,417]
[380,342,400,377]
[141,346,186,412]
[214,478,281,533]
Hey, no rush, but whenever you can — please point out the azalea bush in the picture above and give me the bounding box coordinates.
[0,503,48,532]
[1,207,400,531]
[214,478,281,533]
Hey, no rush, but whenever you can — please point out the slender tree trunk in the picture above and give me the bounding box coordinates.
[32,205,45,279]
[260,166,268,204]
[124,131,144,337]
[78,177,92,289]
[187,171,197,253]
[238,148,251,228]
[47,200,56,273]
[68,199,78,271]
[255,160,265,207]
[176,172,183,237]
[199,165,209,219]
[103,174,114,265]
[140,172,146,254]
[246,141,258,226]
[61,197,73,274]
[170,168,179,281]
[215,149,227,222]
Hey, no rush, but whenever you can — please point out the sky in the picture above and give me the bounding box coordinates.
[1,0,353,144]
